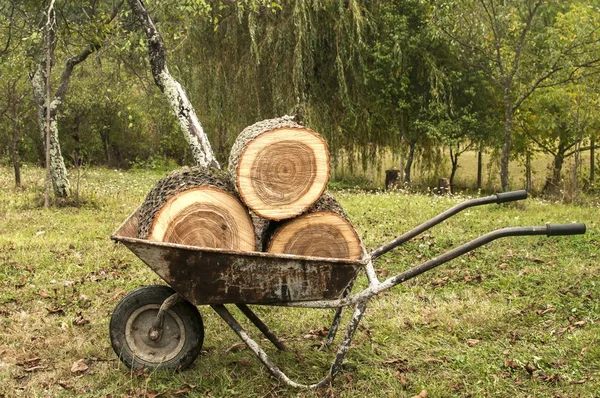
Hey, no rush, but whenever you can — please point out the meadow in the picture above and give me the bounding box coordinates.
[0,165,598,397]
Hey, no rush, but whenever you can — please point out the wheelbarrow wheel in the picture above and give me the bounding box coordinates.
[110,285,204,371]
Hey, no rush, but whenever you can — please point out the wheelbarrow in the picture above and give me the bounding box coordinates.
[109,190,585,389]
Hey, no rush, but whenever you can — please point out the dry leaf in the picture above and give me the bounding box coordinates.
[46,307,65,315]
[383,358,408,366]
[423,358,444,364]
[412,390,428,398]
[467,339,481,347]
[225,342,247,353]
[39,290,51,298]
[498,263,508,270]
[70,359,88,374]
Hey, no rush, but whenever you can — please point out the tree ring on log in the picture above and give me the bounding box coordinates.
[147,187,256,251]
[267,211,363,260]
[235,127,330,220]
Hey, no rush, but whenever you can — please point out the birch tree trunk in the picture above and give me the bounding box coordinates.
[30,1,70,199]
[30,1,124,198]
[128,0,219,169]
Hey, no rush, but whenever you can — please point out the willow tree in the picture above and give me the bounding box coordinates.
[146,0,373,168]
[433,0,600,192]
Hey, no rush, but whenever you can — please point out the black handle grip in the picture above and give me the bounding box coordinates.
[495,190,528,203]
[546,223,586,236]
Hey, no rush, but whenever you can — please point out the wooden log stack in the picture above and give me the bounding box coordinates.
[138,116,364,260]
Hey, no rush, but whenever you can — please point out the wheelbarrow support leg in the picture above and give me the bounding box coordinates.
[236,304,287,351]
[149,293,183,341]
[211,304,309,388]
[315,300,368,388]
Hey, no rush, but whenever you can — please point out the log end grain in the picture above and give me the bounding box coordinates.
[267,211,363,260]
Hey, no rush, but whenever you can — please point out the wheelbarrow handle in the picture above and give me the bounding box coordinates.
[495,190,528,203]
[546,223,586,236]
[370,190,529,260]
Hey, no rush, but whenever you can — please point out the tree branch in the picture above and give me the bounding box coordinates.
[53,0,124,104]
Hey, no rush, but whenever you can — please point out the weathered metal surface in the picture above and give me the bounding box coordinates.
[112,209,366,305]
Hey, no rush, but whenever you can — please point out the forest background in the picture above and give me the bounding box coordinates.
[1,0,600,200]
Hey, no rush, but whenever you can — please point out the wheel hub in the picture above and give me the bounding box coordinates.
[125,304,186,363]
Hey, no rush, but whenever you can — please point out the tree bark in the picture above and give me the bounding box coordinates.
[404,138,416,185]
[128,0,219,169]
[10,100,21,187]
[590,134,595,184]
[31,63,70,198]
[477,150,483,190]
[449,148,459,188]
[31,1,124,198]
[543,143,566,196]
[525,151,532,192]
[500,94,513,192]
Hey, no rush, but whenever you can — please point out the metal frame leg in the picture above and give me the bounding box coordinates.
[236,304,287,351]
[211,300,368,389]
[148,293,183,341]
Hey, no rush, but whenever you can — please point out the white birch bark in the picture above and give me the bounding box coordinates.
[128,0,220,169]
[30,1,124,198]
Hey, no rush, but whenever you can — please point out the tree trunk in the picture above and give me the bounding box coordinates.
[10,101,21,187]
[525,151,532,192]
[228,116,330,221]
[500,95,513,192]
[543,146,565,196]
[404,138,416,185]
[31,65,71,198]
[590,134,595,184]
[477,150,483,190]
[449,147,459,188]
[385,169,401,190]
[138,167,255,251]
[266,193,363,260]
[128,0,219,169]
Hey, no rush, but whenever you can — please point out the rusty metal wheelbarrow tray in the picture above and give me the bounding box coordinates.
[112,209,367,305]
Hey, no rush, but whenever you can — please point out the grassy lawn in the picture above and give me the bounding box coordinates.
[0,165,598,397]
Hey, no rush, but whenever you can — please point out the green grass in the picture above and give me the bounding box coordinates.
[0,166,598,397]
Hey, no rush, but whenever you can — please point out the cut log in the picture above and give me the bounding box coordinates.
[138,167,255,251]
[228,116,330,221]
[266,193,363,260]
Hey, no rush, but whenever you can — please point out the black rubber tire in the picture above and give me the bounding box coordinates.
[109,285,204,371]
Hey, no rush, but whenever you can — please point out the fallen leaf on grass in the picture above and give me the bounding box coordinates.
[39,290,51,298]
[70,359,88,374]
[46,307,65,315]
[467,339,480,347]
[524,363,537,375]
[536,306,556,315]
[24,365,48,372]
[58,382,72,390]
[225,342,246,353]
[303,328,328,339]
[383,358,408,366]
[571,377,589,385]
[73,312,90,326]
[498,263,508,270]
[412,390,427,398]
[17,357,41,367]
[394,371,408,388]
[423,358,444,364]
